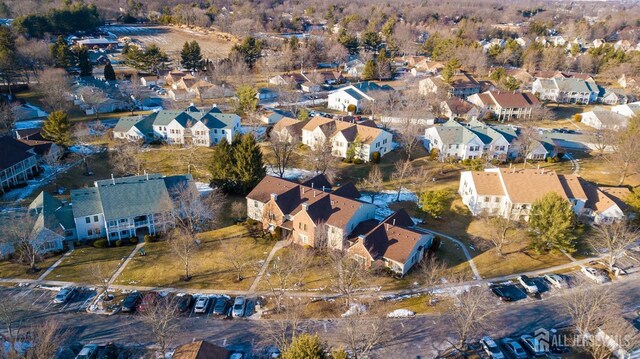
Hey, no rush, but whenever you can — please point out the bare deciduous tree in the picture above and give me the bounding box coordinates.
[111,141,144,176]
[90,261,115,302]
[168,228,199,281]
[391,159,414,202]
[1,213,41,272]
[305,138,339,183]
[138,297,180,358]
[230,201,246,222]
[219,237,253,282]
[587,221,638,273]
[513,126,541,168]
[268,132,298,178]
[328,250,370,309]
[445,284,495,353]
[606,116,640,185]
[73,122,95,176]
[482,215,516,257]
[359,165,384,204]
[262,246,311,313]
[35,68,72,112]
[77,86,108,120]
[24,319,66,359]
[338,300,392,359]
[0,296,25,357]
[263,296,308,352]
[0,101,17,136]
[420,255,447,287]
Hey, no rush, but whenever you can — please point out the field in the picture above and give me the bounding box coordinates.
[44,245,134,284]
[102,25,238,60]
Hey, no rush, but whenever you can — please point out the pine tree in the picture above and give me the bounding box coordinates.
[180,40,203,71]
[528,192,578,254]
[42,111,73,148]
[75,46,93,77]
[103,61,116,81]
[51,35,72,68]
[235,85,258,115]
[361,59,376,80]
[441,59,461,84]
[233,134,266,195]
[209,138,236,191]
[281,334,327,359]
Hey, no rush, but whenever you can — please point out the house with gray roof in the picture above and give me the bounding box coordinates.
[71,173,195,243]
[113,105,240,146]
[581,108,629,131]
[327,81,392,113]
[424,119,552,161]
[532,77,597,104]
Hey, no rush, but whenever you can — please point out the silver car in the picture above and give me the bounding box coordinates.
[54,287,76,304]
[232,296,245,317]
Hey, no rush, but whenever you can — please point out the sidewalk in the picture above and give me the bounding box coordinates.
[248,239,291,292]
[415,228,482,280]
[108,242,145,286]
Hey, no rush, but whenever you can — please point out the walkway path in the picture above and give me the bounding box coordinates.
[565,152,580,175]
[108,242,145,286]
[248,239,291,292]
[415,228,483,280]
[36,250,74,282]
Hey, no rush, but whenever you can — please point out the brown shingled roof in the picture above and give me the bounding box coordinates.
[498,168,568,204]
[558,175,587,200]
[173,340,230,359]
[358,209,425,264]
[488,91,540,108]
[302,116,334,131]
[471,171,505,196]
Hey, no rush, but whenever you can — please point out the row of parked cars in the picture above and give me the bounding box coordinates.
[119,291,253,318]
[148,84,167,95]
[481,334,570,359]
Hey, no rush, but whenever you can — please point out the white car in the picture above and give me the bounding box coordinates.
[193,296,210,314]
[480,336,505,359]
[544,274,567,289]
[581,267,610,284]
[517,275,539,294]
[520,334,547,357]
[75,344,98,359]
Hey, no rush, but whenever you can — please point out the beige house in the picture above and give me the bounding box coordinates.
[419,72,482,98]
[467,91,540,121]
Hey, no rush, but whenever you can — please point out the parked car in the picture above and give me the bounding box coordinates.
[520,335,547,357]
[212,296,231,316]
[502,338,528,359]
[480,336,505,359]
[177,294,194,313]
[137,292,160,312]
[543,274,567,289]
[232,296,246,317]
[194,296,211,314]
[54,287,76,304]
[517,275,539,294]
[582,267,610,284]
[244,298,255,317]
[121,292,142,312]
[75,344,99,359]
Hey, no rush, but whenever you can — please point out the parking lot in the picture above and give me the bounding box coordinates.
[5,286,96,314]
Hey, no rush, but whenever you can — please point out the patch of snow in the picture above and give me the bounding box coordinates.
[358,189,419,220]
[68,144,102,155]
[387,309,416,318]
[240,125,267,138]
[266,167,314,180]
[195,182,213,194]
[341,303,367,317]
[1,162,75,203]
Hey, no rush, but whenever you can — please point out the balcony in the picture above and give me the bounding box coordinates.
[134,220,149,227]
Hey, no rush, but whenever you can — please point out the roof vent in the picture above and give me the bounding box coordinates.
[271,193,278,201]
[358,234,366,241]
[302,202,309,211]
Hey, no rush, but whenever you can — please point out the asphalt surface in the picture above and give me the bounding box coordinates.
[2,274,639,358]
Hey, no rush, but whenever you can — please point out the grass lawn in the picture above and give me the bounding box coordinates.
[114,225,275,291]
[0,255,62,280]
[45,245,134,284]
[137,146,215,182]
[381,294,451,315]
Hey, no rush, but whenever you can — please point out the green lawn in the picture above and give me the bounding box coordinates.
[137,146,215,182]
[45,245,134,284]
[0,255,62,280]
[114,225,275,290]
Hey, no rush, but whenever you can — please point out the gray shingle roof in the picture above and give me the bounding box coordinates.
[71,188,103,217]
[200,113,239,129]
[96,177,173,221]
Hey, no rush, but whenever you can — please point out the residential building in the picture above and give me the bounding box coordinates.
[580,108,629,130]
[531,77,597,104]
[165,70,188,86]
[581,184,632,225]
[140,76,164,87]
[440,97,481,120]
[114,106,241,146]
[597,88,628,105]
[76,38,118,49]
[419,72,482,98]
[71,173,194,243]
[459,168,588,221]
[327,81,391,113]
[271,117,309,142]
[172,340,230,359]
[617,74,640,91]
[300,116,393,161]
[424,119,552,161]
[256,88,278,102]
[260,108,297,125]
[467,91,540,121]
[344,59,365,78]
[246,175,432,275]
[594,316,640,359]
[611,101,640,118]
[168,89,195,102]
[268,73,307,87]
[13,127,61,161]
[347,210,433,275]
[0,136,39,195]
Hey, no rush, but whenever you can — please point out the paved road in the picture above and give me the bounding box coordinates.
[3,275,639,358]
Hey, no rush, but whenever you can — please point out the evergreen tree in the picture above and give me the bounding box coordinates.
[361,59,376,80]
[180,40,203,71]
[233,134,266,195]
[42,111,73,148]
[103,61,116,81]
[528,192,578,254]
[75,45,93,77]
[337,30,359,55]
[281,334,327,359]
[230,36,262,69]
[419,190,451,219]
[235,85,258,115]
[441,59,461,84]
[209,138,236,191]
[51,35,72,68]
[361,31,382,52]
